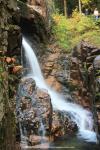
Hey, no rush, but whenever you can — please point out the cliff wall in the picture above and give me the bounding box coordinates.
[0,0,21,149]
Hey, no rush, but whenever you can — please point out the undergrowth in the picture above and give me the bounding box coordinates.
[52,10,100,52]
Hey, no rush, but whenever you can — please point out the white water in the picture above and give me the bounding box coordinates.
[22,37,97,143]
[39,120,46,144]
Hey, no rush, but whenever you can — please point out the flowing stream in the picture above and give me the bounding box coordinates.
[22,37,97,143]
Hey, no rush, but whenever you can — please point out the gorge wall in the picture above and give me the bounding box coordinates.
[70,41,100,133]
[0,0,21,149]
[41,40,100,135]
[0,0,51,148]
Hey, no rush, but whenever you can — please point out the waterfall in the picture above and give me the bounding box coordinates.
[38,120,46,144]
[22,37,97,143]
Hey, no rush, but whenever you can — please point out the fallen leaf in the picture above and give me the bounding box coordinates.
[13,65,23,73]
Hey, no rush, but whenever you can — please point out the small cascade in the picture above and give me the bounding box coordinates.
[38,120,46,144]
[22,37,97,143]
[19,123,28,146]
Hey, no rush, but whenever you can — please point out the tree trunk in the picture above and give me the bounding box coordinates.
[79,0,82,14]
[64,0,67,18]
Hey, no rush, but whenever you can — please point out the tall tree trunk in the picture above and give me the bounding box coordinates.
[64,0,67,18]
[79,0,82,14]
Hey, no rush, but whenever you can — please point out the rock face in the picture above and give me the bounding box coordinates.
[70,41,100,132]
[18,0,50,43]
[93,55,100,133]
[17,77,77,147]
[17,78,52,138]
[42,43,71,100]
[40,40,100,135]
[0,0,21,149]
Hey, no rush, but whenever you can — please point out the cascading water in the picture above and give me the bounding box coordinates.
[38,120,46,143]
[22,37,97,143]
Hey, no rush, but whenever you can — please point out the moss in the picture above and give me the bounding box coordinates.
[95,93,100,102]
[17,0,29,18]
[6,24,20,31]
[66,81,80,92]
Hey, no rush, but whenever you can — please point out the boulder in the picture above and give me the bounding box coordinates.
[86,55,97,63]
[94,55,100,69]
[17,77,78,146]
[29,135,49,145]
[17,78,52,138]
[51,111,77,139]
[91,49,100,56]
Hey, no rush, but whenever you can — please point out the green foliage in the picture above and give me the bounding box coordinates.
[81,0,92,5]
[95,19,100,26]
[52,14,71,50]
[52,10,100,52]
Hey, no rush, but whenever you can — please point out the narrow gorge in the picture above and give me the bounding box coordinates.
[0,0,100,149]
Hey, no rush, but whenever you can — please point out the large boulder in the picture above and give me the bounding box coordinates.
[17,77,77,146]
[17,78,52,142]
[51,111,77,140]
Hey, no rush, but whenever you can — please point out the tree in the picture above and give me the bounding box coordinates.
[78,0,92,14]
[64,0,67,17]
[79,0,82,13]
[81,0,92,5]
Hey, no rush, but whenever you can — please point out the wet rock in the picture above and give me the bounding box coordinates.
[18,0,49,43]
[55,72,68,86]
[86,55,97,63]
[25,143,49,149]
[7,25,22,57]
[7,0,17,11]
[91,49,100,56]
[52,111,77,139]
[70,41,100,133]
[19,0,48,19]
[70,70,81,81]
[17,77,78,146]
[70,57,79,70]
[0,0,21,149]
[46,76,61,91]
[17,78,52,145]
[94,55,100,69]
[29,135,49,145]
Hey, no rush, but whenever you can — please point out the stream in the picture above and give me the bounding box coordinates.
[50,134,100,150]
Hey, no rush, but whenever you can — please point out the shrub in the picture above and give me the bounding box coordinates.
[52,10,100,52]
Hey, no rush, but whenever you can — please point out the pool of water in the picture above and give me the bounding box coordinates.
[50,134,100,150]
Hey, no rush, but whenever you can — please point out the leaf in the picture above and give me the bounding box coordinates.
[6,57,12,63]
[12,65,23,73]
